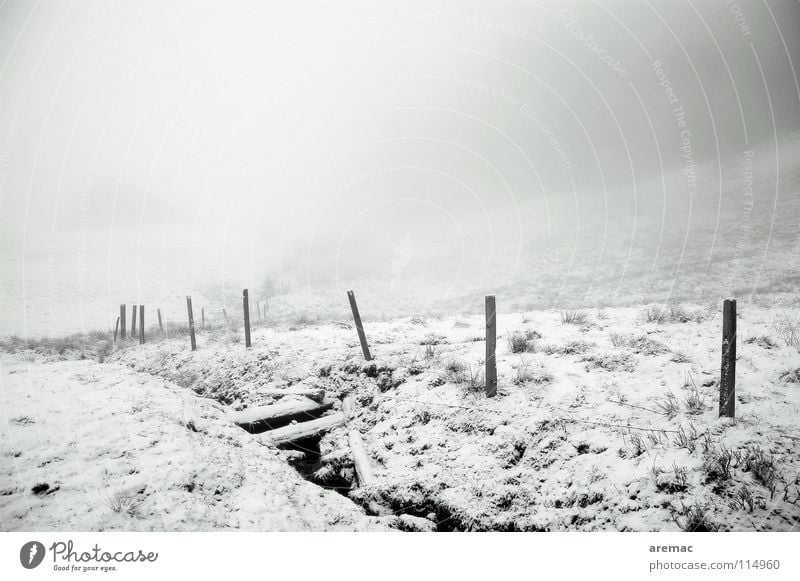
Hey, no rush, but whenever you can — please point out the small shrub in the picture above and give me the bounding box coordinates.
[100,488,143,516]
[609,332,626,347]
[560,309,589,325]
[744,335,778,349]
[441,359,468,384]
[774,315,800,349]
[506,328,540,353]
[623,431,646,457]
[682,374,706,415]
[582,352,635,372]
[420,333,448,346]
[655,390,680,419]
[740,447,780,497]
[729,485,765,512]
[465,363,485,392]
[544,340,593,356]
[704,445,736,482]
[513,357,553,385]
[780,367,800,384]
[644,304,668,324]
[672,423,699,452]
[674,501,718,532]
[656,464,689,493]
[611,334,670,355]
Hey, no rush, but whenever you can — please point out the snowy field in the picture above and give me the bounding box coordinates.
[3,301,799,531]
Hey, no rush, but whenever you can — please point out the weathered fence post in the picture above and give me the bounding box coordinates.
[119,304,126,340]
[485,295,497,397]
[347,290,372,361]
[131,305,138,339]
[223,308,228,325]
[139,305,145,344]
[157,308,163,332]
[243,289,252,348]
[719,298,736,418]
[201,307,205,329]
[113,317,120,343]
[186,296,197,351]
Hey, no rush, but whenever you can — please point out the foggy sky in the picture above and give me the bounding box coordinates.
[1,0,799,294]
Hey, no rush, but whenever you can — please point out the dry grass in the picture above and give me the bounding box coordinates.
[560,309,589,325]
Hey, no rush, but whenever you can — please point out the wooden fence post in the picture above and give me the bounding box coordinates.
[223,308,228,325]
[243,289,252,348]
[139,305,145,344]
[157,308,163,332]
[131,305,138,339]
[113,317,120,343]
[347,290,372,361]
[201,307,205,329]
[186,296,197,351]
[119,305,126,339]
[719,298,736,418]
[485,295,497,397]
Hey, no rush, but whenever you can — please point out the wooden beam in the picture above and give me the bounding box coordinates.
[349,430,374,487]
[227,397,334,432]
[260,413,346,446]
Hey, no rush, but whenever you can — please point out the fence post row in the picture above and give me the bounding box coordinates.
[719,298,736,418]
[243,289,252,348]
[485,295,498,398]
[119,304,126,339]
[186,296,197,351]
[347,290,372,361]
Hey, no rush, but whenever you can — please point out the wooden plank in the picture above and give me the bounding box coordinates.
[485,295,497,397]
[243,289,251,348]
[113,317,120,343]
[349,430,374,487]
[260,413,346,446]
[347,290,372,360]
[719,298,737,418]
[227,397,334,431]
[186,296,197,351]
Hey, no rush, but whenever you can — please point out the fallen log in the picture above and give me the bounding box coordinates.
[260,412,346,446]
[348,430,374,486]
[260,386,326,403]
[228,397,334,433]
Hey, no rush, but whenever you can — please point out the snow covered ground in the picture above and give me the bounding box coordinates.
[2,301,800,531]
[0,355,393,531]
